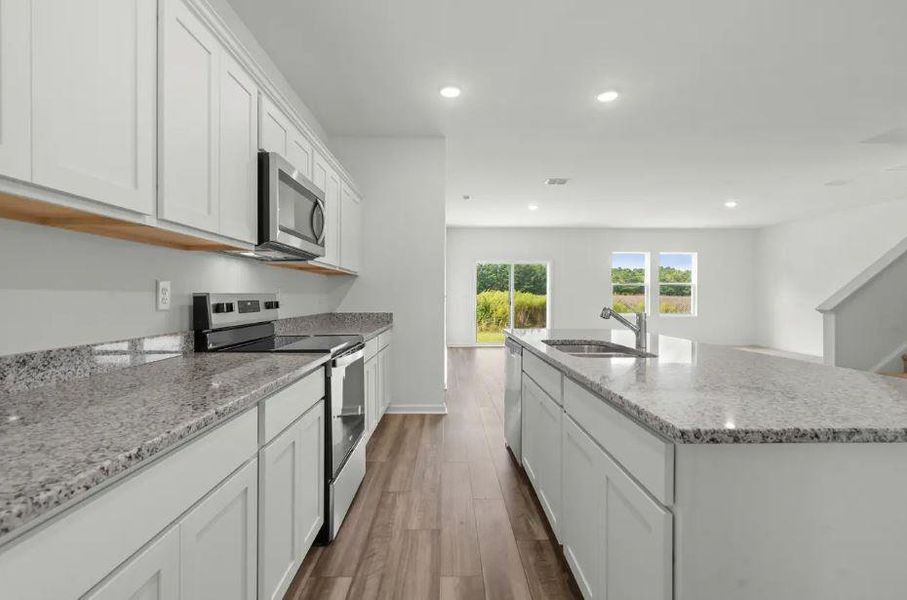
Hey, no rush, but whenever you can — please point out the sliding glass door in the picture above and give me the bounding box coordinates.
[475,262,548,344]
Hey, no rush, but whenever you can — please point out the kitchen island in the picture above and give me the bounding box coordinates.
[506,328,907,600]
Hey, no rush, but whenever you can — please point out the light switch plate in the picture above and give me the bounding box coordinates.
[156,280,171,311]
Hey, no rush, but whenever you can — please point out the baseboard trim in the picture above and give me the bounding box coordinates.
[385,403,449,415]
[447,344,504,348]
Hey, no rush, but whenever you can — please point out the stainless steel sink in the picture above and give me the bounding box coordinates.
[542,340,656,358]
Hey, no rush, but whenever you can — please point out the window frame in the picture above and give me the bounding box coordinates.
[473,260,552,345]
[610,251,651,315]
[657,252,698,318]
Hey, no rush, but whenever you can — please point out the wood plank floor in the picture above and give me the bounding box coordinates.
[285,347,581,600]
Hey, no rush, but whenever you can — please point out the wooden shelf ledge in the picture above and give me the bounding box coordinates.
[0,191,243,252]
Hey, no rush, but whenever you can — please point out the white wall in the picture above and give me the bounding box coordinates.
[755,199,907,357]
[446,227,758,346]
[0,219,351,355]
[332,137,447,413]
[206,0,329,143]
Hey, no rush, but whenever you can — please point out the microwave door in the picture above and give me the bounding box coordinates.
[259,152,326,260]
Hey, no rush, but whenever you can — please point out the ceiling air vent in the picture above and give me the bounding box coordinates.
[544,178,569,185]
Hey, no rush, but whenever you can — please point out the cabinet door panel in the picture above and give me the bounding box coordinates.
[521,374,541,490]
[379,348,390,413]
[287,132,313,180]
[85,527,180,600]
[298,401,325,551]
[259,423,301,600]
[364,357,378,437]
[258,95,290,156]
[534,381,562,538]
[340,184,361,272]
[159,0,220,231]
[32,0,156,214]
[218,54,257,243]
[312,151,339,266]
[180,459,257,600]
[0,0,31,181]
[562,418,602,600]
[602,451,672,600]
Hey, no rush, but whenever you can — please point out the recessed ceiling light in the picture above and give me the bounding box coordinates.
[596,90,619,103]
[724,200,739,208]
[439,86,461,99]
[528,204,539,211]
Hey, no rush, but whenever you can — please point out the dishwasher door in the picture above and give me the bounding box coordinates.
[504,338,523,464]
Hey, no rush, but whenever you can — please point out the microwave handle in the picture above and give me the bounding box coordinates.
[313,198,326,244]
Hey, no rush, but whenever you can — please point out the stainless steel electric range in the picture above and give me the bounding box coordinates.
[192,292,365,543]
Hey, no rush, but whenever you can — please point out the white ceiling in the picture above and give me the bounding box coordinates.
[228,0,907,228]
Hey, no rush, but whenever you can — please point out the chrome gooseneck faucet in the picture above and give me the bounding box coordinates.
[600,307,647,351]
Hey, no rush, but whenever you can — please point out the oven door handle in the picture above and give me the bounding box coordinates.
[333,348,364,368]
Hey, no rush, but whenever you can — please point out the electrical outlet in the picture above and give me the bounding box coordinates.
[156,280,171,311]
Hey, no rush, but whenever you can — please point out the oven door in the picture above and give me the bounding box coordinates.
[329,348,365,479]
[258,151,326,260]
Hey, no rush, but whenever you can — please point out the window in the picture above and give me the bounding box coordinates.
[475,263,549,344]
[658,253,697,315]
[611,253,649,314]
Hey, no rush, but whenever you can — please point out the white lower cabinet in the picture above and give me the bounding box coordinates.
[378,347,391,414]
[562,416,673,600]
[364,337,392,437]
[365,355,379,437]
[522,373,563,539]
[259,400,324,600]
[84,527,180,600]
[180,458,258,600]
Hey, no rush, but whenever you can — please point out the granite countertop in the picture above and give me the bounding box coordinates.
[508,328,907,444]
[0,351,330,543]
[275,312,393,340]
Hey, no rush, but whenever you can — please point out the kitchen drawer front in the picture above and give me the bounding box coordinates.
[564,378,674,506]
[523,351,563,405]
[364,337,379,361]
[378,329,392,350]
[0,408,257,600]
[261,369,325,444]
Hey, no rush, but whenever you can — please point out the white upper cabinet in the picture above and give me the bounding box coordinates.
[259,96,291,157]
[340,183,362,272]
[259,95,313,179]
[312,150,340,267]
[160,0,259,242]
[0,0,31,182]
[287,130,314,181]
[32,0,156,215]
[159,0,220,232]
[218,53,258,243]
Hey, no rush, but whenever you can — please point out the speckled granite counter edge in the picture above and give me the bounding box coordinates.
[0,354,331,545]
[506,333,907,444]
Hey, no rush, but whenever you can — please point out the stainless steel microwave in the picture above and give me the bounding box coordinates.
[254,151,326,261]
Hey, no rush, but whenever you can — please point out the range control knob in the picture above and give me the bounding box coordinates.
[264,301,280,310]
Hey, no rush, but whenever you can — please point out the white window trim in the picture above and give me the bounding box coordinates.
[657,252,698,318]
[610,252,651,315]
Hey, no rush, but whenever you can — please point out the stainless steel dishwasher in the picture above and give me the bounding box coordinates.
[504,337,523,464]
